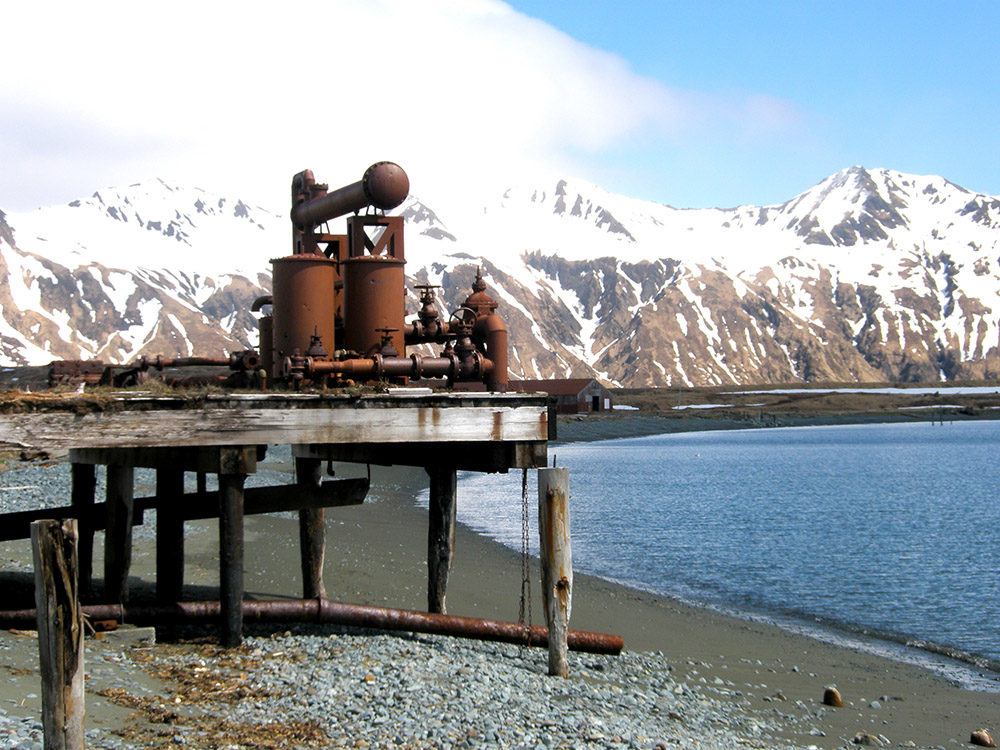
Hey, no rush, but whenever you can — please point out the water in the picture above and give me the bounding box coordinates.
[447,420,1000,687]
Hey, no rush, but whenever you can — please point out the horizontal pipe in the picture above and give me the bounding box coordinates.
[300,353,492,382]
[151,356,231,368]
[292,162,409,228]
[0,598,623,655]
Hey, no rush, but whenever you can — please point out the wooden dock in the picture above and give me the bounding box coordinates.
[0,389,550,645]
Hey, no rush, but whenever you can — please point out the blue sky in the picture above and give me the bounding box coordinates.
[1,1,997,213]
[504,0,1000,207]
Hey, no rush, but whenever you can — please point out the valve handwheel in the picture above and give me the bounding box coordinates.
[448,306,478,331]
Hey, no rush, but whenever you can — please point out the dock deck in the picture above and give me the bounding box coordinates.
[0,388,550,644]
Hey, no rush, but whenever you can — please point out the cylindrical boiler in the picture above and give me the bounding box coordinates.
[271,255,338,364]
[341,255,406,357]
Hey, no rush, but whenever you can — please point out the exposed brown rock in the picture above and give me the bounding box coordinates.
[852,731,885,746]
[971,729,996,747]
[822,686,844,707]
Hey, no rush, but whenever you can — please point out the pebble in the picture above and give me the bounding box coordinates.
[85,625,815,750]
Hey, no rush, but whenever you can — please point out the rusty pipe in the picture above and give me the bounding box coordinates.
[283,352,493,383]
[137,355,230,369]
[0,598,623,654]
[476,313,508,391]
[135,352,260,371]
[292,162,409,229]
[251,295,273,313]
[405,320,452,345]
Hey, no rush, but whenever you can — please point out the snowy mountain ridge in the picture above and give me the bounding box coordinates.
[2,166,999,386]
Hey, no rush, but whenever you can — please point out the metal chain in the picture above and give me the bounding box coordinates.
[518,468,532,640]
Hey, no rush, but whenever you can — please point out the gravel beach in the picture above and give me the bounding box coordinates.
[1,423,998,749]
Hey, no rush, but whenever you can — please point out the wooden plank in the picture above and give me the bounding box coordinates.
[70,446,258,474]
[31,519,85,750]
[2,404,549,451]
[293,440,547,472]
[538,467,573,678]
[426,467,457,614]
[0,479,369,542]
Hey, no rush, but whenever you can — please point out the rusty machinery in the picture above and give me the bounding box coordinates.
[48,162,509,392]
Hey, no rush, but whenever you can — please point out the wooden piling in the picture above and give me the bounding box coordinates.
[70,463,95,599]
[31,519,85,750]
[295,457,326,599]
[538,467,572,677]
[103,464,134,603]
[155,468,185,602]
[218,472,246,648]
[426,466,457,614]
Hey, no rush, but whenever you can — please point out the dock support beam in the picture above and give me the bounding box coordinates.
[218,473,245,647]
[32,519,85,750]
[218,449,249,648]
[296,457,326,599]
[103,464,134,604]
[426,466,457,614]
[156,468,185,602]
[538,467,572,677]
[70,463,95,599]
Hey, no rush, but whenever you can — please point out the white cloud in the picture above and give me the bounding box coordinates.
[0,0,802,212]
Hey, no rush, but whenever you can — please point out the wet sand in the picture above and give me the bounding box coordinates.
[2,426,999,747]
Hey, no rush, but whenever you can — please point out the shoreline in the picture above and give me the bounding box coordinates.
[1,415,999,747]
[249,456,1000,748]
[509,414,1000,691]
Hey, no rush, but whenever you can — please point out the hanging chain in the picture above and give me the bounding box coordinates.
[518,468,532,641]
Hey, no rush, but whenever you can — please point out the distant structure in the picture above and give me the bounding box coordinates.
[508,378,612,414]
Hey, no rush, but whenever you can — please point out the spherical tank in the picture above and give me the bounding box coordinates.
[342,255,405,357]
[271,255,338,363]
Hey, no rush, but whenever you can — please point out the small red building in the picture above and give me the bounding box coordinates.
[507,378,613,414]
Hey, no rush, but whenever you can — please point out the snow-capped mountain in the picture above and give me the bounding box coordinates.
[2,166,999,386]
[0,180,278,365]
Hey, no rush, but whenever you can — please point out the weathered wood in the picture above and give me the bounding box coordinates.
[31,519,85,750]
[103,464,134,604]
[218,469,245,648]
[296,458,326,600]
[70,463,96,598]
[426,466,457,614]
[0,479,369,542]
[71,446,258,474]
[293,439,547,472]
[156,468,185,603]
[538,467,572,677]
[1,398,549,451]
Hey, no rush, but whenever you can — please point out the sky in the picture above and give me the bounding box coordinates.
[2,0,998,215]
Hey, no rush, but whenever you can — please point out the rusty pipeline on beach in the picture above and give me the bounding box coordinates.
[0,598,623,655]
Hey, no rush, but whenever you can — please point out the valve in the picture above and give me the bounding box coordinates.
[375,328,400,358]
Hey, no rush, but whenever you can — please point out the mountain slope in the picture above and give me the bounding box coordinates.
[2,167,999,386]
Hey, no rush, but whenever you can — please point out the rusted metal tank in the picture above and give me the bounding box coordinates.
[271,255,338,365]
[342,215,406,358]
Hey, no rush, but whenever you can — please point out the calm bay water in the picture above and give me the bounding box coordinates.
[450,420,1000,684]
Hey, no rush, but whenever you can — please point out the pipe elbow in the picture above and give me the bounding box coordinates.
[251,295,273,313]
